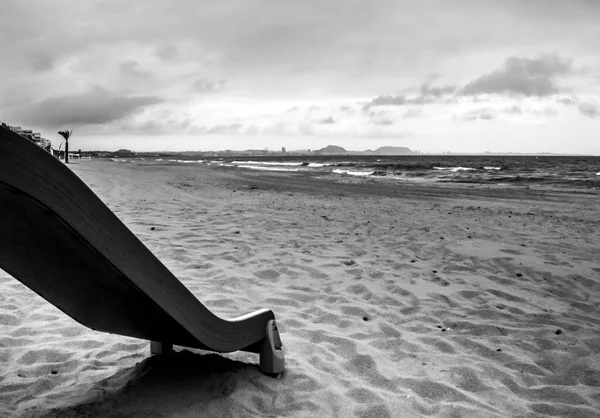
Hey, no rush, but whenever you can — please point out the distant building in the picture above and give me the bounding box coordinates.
[10,126,52,153]
[115,149,136,157]
[282,147,286,153]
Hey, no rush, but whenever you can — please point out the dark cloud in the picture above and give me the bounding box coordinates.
[462,55,571,96]
[420,83,456,97]
[369,95,406,106]
[12,88,160,127]
[28,54,55,72]
[366,86,453,108]
[557,97,575,105]
[120,117,199,135]
[317,116,336,124]
[192,78,226,93]
[578,102,598,117]
[119,61,152,78]
[2,1,599,103]
[155,44,179,61]
[556,97,598,117]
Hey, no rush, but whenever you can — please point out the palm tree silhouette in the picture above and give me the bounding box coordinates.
[57,130,73,163]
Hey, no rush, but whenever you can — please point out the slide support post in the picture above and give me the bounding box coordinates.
[259,319,285,375]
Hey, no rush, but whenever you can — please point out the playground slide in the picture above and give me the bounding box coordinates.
[0,126,284,374]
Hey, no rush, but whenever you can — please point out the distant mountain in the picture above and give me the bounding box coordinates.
[368,146,414,155]
[316,145,348,154]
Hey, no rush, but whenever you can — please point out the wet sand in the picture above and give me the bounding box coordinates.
[1,159,599,417]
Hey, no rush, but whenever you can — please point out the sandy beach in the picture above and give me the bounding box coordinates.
[1,159,599,417]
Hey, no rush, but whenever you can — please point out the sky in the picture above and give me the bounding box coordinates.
[1,0,599,154]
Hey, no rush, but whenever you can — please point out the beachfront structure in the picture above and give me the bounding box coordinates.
[10,126,52,153]
[115,149,136,157]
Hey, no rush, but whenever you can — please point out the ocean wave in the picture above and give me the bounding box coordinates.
[232,160,304,166]
[333,169,375,177]
[238,165,300,172]
[433,167,476,172]
[144,155,599,189]
[159,159,205,164]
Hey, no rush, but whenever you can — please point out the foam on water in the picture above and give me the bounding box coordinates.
[332,169,375,177]
[308,163,333,167]
[238,165,300,172]
[232,161,304,166]
[434,167,476,172]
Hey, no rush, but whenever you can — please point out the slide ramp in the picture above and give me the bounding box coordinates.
[0,127,284,374]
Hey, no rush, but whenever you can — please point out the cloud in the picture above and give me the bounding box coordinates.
[28,54,55,72]
[121,115,196,135]
[557,97,575,105]
[372,117,394,125]
[298,122,316,135]
[369,111,394,125]
[11,87,161,128]
[317,116,336,124]
[462,55,572,96]
[556,96,599,117]
[420,83,456,97]
[192,78,226,93]
[368,95,406,106]
[366,82,456,109]
[365,94,426,108]
[403,109,423,119]
[206,123,243,134]
[155,44,179,61]
[459,109,497,121]
[119,61,152,79]
[504,105,522,114]
[578,101,598,117]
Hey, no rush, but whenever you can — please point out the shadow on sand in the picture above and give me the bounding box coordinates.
[39,350,258,417]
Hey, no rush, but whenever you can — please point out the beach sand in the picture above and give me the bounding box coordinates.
[1,160,599,417]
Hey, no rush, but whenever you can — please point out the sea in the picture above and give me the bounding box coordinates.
[116,155,600,190]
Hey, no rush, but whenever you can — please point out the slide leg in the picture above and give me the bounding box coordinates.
[150,341,173,355]
[259,320,285,375]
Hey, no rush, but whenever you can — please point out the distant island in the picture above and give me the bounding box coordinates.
[316,145,416,155]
